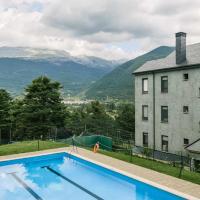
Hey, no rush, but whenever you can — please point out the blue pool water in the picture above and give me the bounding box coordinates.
[0,152,184,200]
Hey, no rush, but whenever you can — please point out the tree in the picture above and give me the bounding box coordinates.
[11,98,27,140]
[21,76,66,139]
[65,106,87,135]
[116,104,135,140]
[84,101,113,134]
[0,89,12,143]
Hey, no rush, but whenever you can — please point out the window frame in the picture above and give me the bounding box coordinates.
[199,121,200,132]
[161,76,168,93]
[142,78,148,94]
[161,135,168,152]
[183,138,189,146]
[143,132,148,147]
[183,106,189,114]
[161,106,168,123]
[142,105,148,121]
[183,73,189,81]
[198,88,200,98]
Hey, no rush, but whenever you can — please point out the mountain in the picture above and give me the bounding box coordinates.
[0,47,123,70]
[0,47,121,96]
[85,46,174,100]
[72,56,124,70]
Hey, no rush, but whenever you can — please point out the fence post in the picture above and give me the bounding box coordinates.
[130,148,133,163]
[54,127,57,141]
[152,148,155,160]
[179,152,183,178]
[9,124,12,143]
[129,140,133,163]
[0,128,1,145]
[37,139,40,151]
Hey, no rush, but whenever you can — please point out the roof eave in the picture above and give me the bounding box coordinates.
[133,63,200,75]
[185,138,200,149]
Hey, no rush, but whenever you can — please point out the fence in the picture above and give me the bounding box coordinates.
[0,131,197,172]
[59,135,196,174]
[60,135,190,166]
[0,133,199,174]
[0,139,68,156]
[57,135,113,151]
[133,145,190,164]
[65,135,197,178]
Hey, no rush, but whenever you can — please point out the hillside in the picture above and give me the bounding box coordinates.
[85,46,174,100]
[0,47,120,96]
[0,58,113,96]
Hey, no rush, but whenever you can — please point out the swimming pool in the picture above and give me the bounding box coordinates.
[0,152,185,200]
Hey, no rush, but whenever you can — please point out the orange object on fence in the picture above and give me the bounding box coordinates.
[93,142,100,153]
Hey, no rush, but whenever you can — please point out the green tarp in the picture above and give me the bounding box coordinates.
[63,135,112,151]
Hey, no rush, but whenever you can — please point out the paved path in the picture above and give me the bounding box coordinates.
[0,147,200,200]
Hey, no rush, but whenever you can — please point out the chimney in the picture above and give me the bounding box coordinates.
[176,32,187,64]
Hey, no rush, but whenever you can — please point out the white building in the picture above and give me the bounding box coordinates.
[134,32,200,162]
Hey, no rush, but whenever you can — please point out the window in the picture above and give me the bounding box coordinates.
[199,88,200,98]
[161,76,168,93]
[142,78,148,94]
[143,132,148,147]
[183,73,189,81]
[142,105,148,121]
[199,121,200,132]
[161,106,168,123]
[183,106,189,114]
[184,138,189,146]
[161,135,168,152]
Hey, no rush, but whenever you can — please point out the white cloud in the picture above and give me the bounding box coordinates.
[0,0,200,60]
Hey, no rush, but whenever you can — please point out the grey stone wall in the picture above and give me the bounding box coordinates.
[135,67,200,156]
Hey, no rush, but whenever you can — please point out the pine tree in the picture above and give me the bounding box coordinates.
[0,89,12,143]
[21,76,66,139]
[116,104,135,140]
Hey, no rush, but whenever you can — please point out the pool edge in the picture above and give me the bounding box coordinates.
[70,151,198,200]
[0,147,198,200]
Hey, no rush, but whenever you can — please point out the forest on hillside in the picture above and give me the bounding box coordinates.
[0,76,135,144]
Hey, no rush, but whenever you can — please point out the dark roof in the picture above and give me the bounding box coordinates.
[134,43,200,74]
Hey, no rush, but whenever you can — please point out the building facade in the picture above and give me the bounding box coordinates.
[134,32,200,160]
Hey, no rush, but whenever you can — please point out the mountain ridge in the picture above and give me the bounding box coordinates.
[0,46,123,69]
[0,47,122,96]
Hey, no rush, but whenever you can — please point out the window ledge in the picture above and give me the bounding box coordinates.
[161,121,168,124]
[161,92,168,94]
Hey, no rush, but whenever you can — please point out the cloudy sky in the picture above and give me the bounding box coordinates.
[0,0,200,60]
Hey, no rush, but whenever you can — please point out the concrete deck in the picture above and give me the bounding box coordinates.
[0,147,200,200]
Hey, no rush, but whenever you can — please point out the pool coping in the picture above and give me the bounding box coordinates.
[0,147,199,200]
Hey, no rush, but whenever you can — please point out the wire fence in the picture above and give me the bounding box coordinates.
[0,122,134,146]
[0,138,69,157]
[0,132,199,173]
[59,134,198,174]
[0,123,199,173]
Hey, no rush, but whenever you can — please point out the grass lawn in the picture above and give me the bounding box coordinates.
[0,140,68,156]
[98,149,200,185]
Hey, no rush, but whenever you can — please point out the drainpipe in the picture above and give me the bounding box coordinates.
[153,72,156,159]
